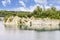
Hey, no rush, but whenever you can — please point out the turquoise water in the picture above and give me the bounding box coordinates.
[0,21,60,40]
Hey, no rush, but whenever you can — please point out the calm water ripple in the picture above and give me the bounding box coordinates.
[0,21,60,40]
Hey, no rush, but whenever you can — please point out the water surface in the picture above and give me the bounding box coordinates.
[0,21,60,40]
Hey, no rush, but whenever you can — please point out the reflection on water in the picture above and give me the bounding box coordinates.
[35,31,60,40]
[0,21,60,40]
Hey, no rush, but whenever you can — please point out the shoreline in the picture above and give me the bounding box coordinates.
[3,16,60,31]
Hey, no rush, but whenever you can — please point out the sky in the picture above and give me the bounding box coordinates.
[0,0,60,12]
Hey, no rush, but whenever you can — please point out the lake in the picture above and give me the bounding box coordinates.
[0,21,60,40]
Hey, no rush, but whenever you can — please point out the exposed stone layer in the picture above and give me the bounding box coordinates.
[4,16,60,30]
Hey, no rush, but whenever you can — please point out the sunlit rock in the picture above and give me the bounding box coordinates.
[30,18,60,30]
[4,16,60,30]
[4,16,21,28]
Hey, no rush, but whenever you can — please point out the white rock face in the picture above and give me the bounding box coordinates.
[4,16,31,28]
[21,17,31,27]
[4,16,60,30]
[4,16,21,28]
[31,18,60,30]
[12,16,21,25]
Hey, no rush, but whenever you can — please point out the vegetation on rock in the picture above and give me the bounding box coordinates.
[0,6,60,22]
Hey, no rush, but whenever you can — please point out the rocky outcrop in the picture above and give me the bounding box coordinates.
[4,16,31,29]
[3,16,21,29]
[4,16,20,25]
[30,18,60,30]
[4,16,60,30]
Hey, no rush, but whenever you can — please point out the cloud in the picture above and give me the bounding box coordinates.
[6,0,60,11]
[2,1,6,6]
[45,6,50,9]
[2,0,11,6]
[12,4,43,12]
[54,6,60,10]
[13,7,27,11]
[7,3,60,12]
[7,0,11,3]
[20,0,28,2]
[29,4,44,11]
[19,1,25,7]
[34,0,47,5]
[34,0,48,9]
[13,7,33,12]
[48,0,60,4]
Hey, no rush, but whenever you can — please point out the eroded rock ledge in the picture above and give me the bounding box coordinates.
[4,16,60,30]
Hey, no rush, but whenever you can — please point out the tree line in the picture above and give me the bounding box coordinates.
[0,6,60,19]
